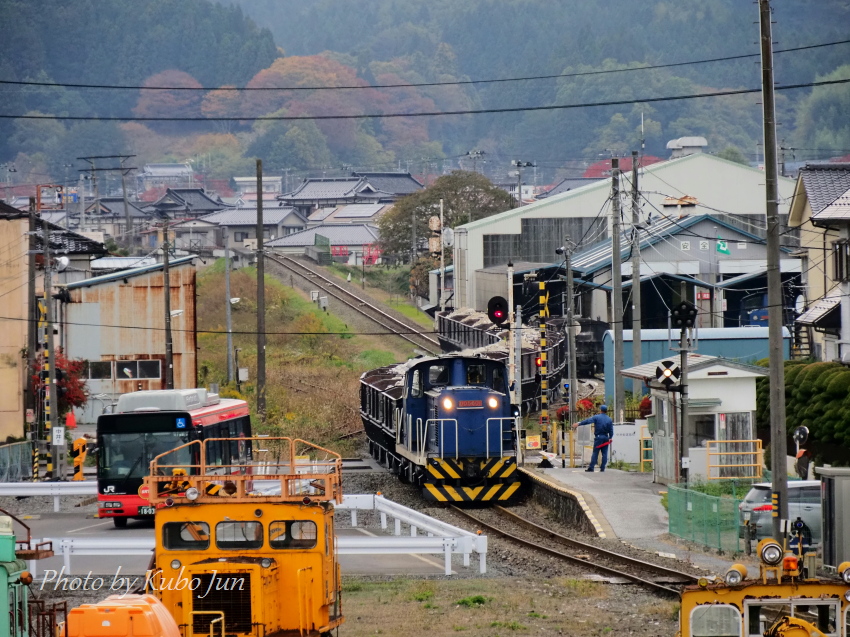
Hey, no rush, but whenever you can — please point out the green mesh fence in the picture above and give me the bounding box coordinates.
[667,482,743,553]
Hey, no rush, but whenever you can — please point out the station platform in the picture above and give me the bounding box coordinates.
[525,461,760,574]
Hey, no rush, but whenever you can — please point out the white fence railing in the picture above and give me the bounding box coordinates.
[27,494,488,577]
[0,481,97,512]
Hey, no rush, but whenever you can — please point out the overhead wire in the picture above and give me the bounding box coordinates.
[4,37,848,92]
[1,77,848,122]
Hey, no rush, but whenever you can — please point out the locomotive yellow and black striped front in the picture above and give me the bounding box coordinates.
[423,457,522,502]
[361,355,525,504]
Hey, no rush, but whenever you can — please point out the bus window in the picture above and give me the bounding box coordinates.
[163,522,210,550]
[269,520,317,549]
[100,431,191,481]
[467,364,485,386]
[216,521,263,550]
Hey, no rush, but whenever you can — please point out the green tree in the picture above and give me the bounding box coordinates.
[794,65,850,153]
[377,170,512,260]
[716,146,749,165]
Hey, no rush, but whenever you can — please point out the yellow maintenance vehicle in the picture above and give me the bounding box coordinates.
[679,535,850,637]
[140,436,345,637]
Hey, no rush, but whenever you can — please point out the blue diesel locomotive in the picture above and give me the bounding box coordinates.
[360,355,522,503]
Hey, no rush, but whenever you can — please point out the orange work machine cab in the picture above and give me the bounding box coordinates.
[144,436,345,637]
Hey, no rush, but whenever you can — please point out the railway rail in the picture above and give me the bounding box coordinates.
[449,505,699,596]
[267,254,440,354]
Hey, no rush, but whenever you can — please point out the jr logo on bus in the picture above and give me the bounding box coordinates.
[458,400,482,408]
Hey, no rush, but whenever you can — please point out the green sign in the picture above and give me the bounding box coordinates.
[716,238,730,255]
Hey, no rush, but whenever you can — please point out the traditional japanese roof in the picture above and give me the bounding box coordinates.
[266,224,379,248]
[284,178,361,200]
[331,204,387,219]
[141,163,193,177]
[88,197,149,218]
[148,188,227,215]
[352,172,423,196]
[798,163,850,217]
[308,207,337,222]
[796,290,840,327]
[199,206,303,226]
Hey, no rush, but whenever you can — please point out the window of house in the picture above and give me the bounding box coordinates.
[117,362,138,379]
[88,361,113,380]
[138,360,161,379]
[234,231,248,242]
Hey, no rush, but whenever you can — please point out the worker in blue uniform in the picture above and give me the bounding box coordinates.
[574,405,614,472]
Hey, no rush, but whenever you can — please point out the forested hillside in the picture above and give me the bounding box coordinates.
[1,0,848,187]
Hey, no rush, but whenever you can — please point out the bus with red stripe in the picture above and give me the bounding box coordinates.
[96,389,251,528]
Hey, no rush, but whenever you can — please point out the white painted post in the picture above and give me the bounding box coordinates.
[394,518,401,536]
[443,539,452,575]
[63,541,71,574]
[350,510,358,527]
[380,512,387,530]
[54,495,61,513]
[410,526,417,537]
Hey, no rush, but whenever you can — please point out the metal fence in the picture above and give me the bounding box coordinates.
[667,482,744,553]
[0,441,33,482]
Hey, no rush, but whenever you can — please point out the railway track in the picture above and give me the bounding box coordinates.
[449,505,698,596]
[266,254,440,355]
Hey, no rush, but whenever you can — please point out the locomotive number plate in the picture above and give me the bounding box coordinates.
[458,400,482,408]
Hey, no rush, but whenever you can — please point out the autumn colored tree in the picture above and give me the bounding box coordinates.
[133,70,204,134]
[377,171,513,260]
[409,256,438,298]
[31,349,88,417]
[201,86,244,133]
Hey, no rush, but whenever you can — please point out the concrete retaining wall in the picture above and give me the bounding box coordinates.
[520,468,607,538]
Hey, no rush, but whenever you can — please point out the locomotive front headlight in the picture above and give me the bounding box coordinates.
[487,397,499,408]
[442,397,453,410]
[839,561,850,584]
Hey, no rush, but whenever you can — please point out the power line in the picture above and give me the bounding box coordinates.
[2,77,848,123]
[3,38,848,93]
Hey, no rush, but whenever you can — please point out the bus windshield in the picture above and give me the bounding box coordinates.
[99,431,192,481]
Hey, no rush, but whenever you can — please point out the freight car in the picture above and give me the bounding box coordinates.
[437,309,606,410]
[360,355,522,502]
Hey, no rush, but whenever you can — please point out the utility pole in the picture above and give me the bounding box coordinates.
[120,157,132,246]
[512,160,533,208]
[439,199,446,313]
[78,174,86,233]
[42,212,57,480]
[63,164,72,229]
[224,226,234,385]
[630,151,643,396]
[256,159,267,423]
[565,239,578,427]
[611,159,625,422]
[759,0,788,537]
[26,198,37,443]
[163,218,174,390]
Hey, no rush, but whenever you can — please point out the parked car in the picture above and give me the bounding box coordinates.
[738,480,822,543]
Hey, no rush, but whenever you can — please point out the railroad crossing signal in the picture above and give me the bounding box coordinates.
[656,360,681,388]
[487,296,509,326]
[671,300,698,328]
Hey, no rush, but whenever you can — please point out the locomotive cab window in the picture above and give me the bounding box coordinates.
[466,364,486,386]
[428,365,449,387]
[492,366,507,393]
[216,521,263,550]
[690,604,741,636]
[269,520,318,549]
[410,370,423,398]
[162,521,210,550]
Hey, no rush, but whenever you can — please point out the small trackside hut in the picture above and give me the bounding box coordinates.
[144,437,344,637]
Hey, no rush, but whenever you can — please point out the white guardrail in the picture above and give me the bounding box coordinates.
[24,494,488,577]
[0,481,97,512]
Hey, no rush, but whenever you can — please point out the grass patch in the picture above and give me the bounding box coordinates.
[527,612,547,619]
[660,491,669,511]
[355,349,403,371]
[558,578,606,598]
[685,480,750,499]
[387,298,434,328]
[490,620,527,630]
[409,582,436,603]
[456,595,488,607]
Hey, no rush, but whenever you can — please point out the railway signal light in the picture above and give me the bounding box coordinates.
[487,296,509,325]
[671,300,698,328]
[655,360,680,388]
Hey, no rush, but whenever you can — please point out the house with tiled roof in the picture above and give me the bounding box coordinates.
[171,205,307,251]
[137,163,194,192]
[279,172,421,218]
[146,187,228,219]
[267,224,381,264]
[789,162,850,361]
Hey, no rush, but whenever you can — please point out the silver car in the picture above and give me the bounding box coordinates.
[738,480,822,543]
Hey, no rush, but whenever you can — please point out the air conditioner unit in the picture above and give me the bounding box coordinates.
[243,239,258,250]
